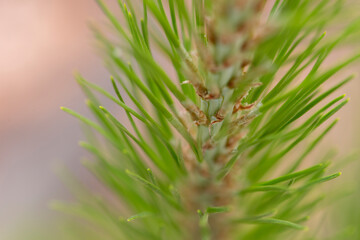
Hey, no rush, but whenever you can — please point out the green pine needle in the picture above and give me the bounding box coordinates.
[56,0,360,239]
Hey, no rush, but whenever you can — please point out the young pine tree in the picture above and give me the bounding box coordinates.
[57,0,360,239]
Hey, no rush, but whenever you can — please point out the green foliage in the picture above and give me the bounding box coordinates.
[58,0,360,239]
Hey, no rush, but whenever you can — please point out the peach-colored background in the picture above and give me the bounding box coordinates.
[0,1,114,238]
[0,1,359,239]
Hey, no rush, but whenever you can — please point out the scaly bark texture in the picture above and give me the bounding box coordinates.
[180,2,267,238]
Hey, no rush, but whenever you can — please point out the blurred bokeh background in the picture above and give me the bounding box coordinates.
[0,1,359,239]
[0,1,113,238]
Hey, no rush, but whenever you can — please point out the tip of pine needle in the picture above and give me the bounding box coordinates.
[81,158,91,167]
[181,80,191,85]
[333,118,340,123]
[60,106,65,110]
[72,70,81,77]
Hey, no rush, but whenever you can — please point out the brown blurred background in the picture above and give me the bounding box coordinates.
[0,1,359,239]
